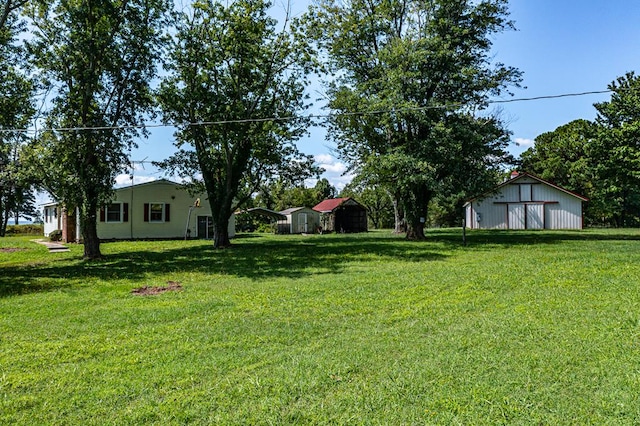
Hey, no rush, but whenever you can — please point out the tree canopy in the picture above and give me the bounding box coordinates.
[157,0,317,248]
[0,0,35,236]
[307,0,521,238]
[521,72,640,227]
[25,0,171,257]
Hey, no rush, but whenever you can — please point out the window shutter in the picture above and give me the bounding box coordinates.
[143,203,149,222]
[165,204,170,222]
[100,207,105,222]
[123,203,129,222]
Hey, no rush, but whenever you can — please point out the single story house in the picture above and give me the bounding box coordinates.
[43,179,235,242]
[277,207,321,234]
[313,197,368,233]
[464,172,588,230]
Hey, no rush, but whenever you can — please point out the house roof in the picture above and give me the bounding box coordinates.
[313,197,364,213]
[42,179,185,206]
[114,178,183,191]
[464,172,589,206]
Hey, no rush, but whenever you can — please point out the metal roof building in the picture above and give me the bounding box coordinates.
[464,172,588,230]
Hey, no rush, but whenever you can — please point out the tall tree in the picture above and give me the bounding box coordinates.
[307,0,521,239]
[157,0,317,248]
[26,0,171,258]
[520,119,597,223]
[591,72,640,227]
[0,0,35,236]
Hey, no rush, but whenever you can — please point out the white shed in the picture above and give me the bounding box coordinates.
[464,172,588,230]
[277,207,320,234]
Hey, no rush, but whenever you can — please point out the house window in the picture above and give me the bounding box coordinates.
[150,203,164,222]
[106,203,122,222]
[144,203,170,223]
[100,203,128,222]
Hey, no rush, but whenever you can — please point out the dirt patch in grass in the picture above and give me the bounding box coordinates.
[0,247,24,253]
[132,281,183,296]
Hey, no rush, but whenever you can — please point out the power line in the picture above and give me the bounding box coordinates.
[0,89,615,135]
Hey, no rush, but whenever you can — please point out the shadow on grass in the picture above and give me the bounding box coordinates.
[0,234,447,297]
[3,229,638,297]
[428,228,640,247]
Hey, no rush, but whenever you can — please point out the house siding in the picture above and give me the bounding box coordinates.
[43,180,235,240]
[96,181,235,239]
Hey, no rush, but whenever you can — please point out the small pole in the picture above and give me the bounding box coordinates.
[462,218,467,246]
[185,206,194,240]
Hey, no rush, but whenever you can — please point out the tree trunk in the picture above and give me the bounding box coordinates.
[390,192,404,234]
[212,218,231,249]
[80,202,102,259]
[0,209,6,237]
[405,219,426,240]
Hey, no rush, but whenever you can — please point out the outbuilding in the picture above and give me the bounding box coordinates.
[313,197,368,233]
[277,207,321,234]
[43,179,235,241]
[464,172,588,230]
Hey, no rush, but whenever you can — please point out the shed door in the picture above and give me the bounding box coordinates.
[526,204,544,229]
[508,204,525,229]
[298,213,308,233]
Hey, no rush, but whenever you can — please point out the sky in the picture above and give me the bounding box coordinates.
[43,0,640,203]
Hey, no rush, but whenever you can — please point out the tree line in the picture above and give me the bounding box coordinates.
[520,72,640,227]
[1,0,636,259]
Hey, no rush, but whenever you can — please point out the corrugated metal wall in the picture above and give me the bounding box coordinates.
[465,177,583,230]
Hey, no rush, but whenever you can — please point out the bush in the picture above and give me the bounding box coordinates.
[49,229,63,242]
[5,224,45,235]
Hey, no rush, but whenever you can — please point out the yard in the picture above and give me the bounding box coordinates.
[1,229,640,424]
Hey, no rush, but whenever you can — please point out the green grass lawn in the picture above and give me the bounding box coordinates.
[2,229,640,424]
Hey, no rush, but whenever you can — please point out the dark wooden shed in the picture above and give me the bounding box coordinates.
[313,197,368,233]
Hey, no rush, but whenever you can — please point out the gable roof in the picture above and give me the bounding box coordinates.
[114,178,182,191]
[464,172,589,206]
[240,207,286,220]
[313,197,365,213]
[280,207,307,215]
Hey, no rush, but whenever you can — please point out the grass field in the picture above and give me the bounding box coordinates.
[2,229,640,424]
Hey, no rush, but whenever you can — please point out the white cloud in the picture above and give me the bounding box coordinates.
[314,153,334,164]
[315,153,348,174]
[114,174,156,187]
[312,153,354,191]
[514,137,535,148]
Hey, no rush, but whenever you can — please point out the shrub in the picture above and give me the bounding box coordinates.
[49,229,63,242]
[5,224,45,235]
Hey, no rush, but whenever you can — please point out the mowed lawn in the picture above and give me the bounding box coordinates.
[2,229,640,424]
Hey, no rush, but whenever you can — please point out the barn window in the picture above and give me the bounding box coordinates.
[520,184,532,202]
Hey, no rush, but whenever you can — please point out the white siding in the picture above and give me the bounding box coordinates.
[526,204,544,229]
[508,204,525,229]
[96,181,235,239]
[43,205,60,237]
[465,176,584,230]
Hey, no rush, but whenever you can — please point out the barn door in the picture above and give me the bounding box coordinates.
[526,204,544,229]
[508,204,525,229]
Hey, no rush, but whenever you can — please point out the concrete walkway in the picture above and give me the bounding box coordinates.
[32,239,71,253]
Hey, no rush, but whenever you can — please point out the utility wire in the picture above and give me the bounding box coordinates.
[0,89,615,135]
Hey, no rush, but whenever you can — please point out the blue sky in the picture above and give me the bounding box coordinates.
[114,1,640,193]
